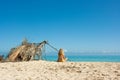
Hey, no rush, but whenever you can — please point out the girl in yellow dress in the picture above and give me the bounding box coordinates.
[57,48,67,62]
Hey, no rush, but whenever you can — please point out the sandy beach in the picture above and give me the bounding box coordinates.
[0,60,120,80]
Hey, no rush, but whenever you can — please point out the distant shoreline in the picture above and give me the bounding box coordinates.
[1,52,120,62]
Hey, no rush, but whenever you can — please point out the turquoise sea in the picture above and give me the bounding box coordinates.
[42,52,120,62]
[1,52,120,62]
[42,55,120,62]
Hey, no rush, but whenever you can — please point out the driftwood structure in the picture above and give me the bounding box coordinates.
[0,55,4,62]
[7,40,47,62]
[0,39,67,62]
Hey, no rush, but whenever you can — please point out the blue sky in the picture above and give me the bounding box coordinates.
[0,0,120,53]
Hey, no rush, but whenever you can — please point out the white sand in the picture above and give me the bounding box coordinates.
[0,60,120,80]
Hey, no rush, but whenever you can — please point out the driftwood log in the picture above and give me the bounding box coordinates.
[0,55,4,62]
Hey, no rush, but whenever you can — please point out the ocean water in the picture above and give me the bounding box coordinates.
[42,55,120,62]
[39,51,120,62]
[1,52,120,62]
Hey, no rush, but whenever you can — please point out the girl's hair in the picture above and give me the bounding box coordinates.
[58,48,64,56]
